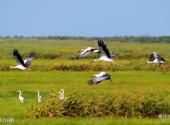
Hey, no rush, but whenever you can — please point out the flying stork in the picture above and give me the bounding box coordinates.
[93,40,114,62]
[88,72,113,85]
[77,47,100,59]
[9,49,35,79]
[147,52,166,71]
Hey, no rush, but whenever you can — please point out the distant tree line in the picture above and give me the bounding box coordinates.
[0,35,170,43]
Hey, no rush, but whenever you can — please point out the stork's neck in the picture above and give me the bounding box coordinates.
[93,59,99,62]
[147,61,154,64]
[10,65,27,70]
[9,66,17,69]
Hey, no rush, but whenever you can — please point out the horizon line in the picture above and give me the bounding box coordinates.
[0,35,170,38]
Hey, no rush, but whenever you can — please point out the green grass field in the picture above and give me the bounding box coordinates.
[1,38,170,124]
[1,71,170,124]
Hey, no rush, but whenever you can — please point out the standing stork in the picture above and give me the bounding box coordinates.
[76,47,100,59]
[147,52,166,71]
[17,90,24,103]
[93,40,114,62]
[9,49,35,79]
[88,72,113,85]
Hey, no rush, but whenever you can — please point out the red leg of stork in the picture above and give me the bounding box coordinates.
[110,79,114,85]
[25,70,30,80]
[160,64,166,72]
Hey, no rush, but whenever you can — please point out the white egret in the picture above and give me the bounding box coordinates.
[58,89,66,100]
[17,90,24,103]
[37,91,42,103]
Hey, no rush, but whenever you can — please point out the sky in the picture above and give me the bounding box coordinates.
[0,0,170,37]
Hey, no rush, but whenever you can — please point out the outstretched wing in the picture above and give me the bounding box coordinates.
[24,52,35,67]
[78,47,99,58]
[98,40,111,58]
[13,49,26,67]
[79,47,93,58]
[88,72,111,84]
[88,77,101,84]
[157,54,165,62]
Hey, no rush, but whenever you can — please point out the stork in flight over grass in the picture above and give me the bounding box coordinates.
[88,72,113,85]
[77,47,100,59]
[9,49,35,79]
[147,52,166,71]
[93,40,115,62]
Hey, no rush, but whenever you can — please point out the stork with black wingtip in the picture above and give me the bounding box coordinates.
[88,72,113,85]
[147,52,166,71]
[9,49,35,79]
[93,40,114,62]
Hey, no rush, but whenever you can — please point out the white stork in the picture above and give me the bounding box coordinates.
[58,89,66,100]
[147,52,166,71]
[77,47,100,59]
[88,72,113,85]
[9,49,35,79]
[93,40,114,62]
[18,90,24,103]
[37,91,42,103]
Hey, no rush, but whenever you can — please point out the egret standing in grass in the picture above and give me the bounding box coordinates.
[88,72,113,85]
[18,90,24,103]
[37,91,42,103]
[93,40,115,62]
[58,89,66,100]
[147,52,166,71]
[10,49,35,79]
